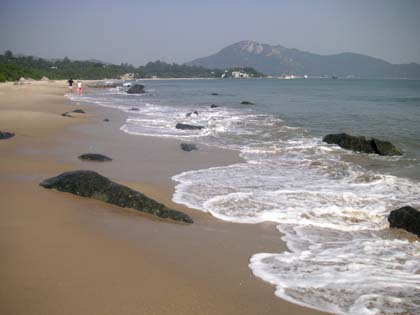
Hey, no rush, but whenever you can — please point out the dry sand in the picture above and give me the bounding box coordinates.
[0,81,329,314]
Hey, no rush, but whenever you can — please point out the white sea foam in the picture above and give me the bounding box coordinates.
[68,89,420,315]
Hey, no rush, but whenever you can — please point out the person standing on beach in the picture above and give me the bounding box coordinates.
[67,78,74,93]
[77,80,83,95]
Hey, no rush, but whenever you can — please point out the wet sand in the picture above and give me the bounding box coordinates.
[0,81,329,314]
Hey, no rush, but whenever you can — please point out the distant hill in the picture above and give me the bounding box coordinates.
[187,41,420,78]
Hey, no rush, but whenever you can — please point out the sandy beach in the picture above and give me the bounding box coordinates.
[0,81,328,315]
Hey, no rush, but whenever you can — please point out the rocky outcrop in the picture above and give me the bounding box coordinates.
[78,154,112,162]
[210,104,219,108]
[322,133,402,156]
[175,123,204,130]
[127,84,145,94]
[40,170,193,223]
[0,131,15,139]
[180,143,198,152]
[241,101,254,105]
[388,206,420,237]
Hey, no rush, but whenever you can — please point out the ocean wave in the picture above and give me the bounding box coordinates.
[68,88,420,315]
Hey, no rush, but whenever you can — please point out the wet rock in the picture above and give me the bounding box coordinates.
[78,153,112,162]
[127,84,145,94]
[388,206,420,237]
[0,131,15,139]
[371,138,402,156]
[40,170,193,223]
[241,101,254,105]
[193,111,199,115]
[322,133,402,156]
[62,109,86,117]
[72,109,86,114]
[180,143,198,152]
[211,93,219,96]
[175,123,204,130]
[129,108,139,111]
[210,104,219,108]
[186,112,192,118]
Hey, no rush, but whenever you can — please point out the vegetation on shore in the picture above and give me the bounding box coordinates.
[0,50,264,82]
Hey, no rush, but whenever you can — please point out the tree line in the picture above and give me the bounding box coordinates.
[0,50,264,82]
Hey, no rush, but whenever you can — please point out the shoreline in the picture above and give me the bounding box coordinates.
[0,81,329,315]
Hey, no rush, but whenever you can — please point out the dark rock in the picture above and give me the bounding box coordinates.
[175,123,204,130]
[78,153,112,162]
[211,93,219,96]
[0,131,15,139]
[371,138,402,156]
[180,143,198,152]
[323,133,402,156]
[127,84,145,94]
[104,118,110,122]
[210,104,219,108]
[241,101,254,105]
[62,109,85,117]
[388,206,420,237]
[323,133,375,154]
[72,109,85,114]
[193,111,199,115]
[186,112,192,118]
[129,108,139,111]
[40,170,193,223]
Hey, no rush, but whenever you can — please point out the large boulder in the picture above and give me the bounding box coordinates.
[322,133,402,156]
[127,84,145,94]
[175,123,204,130]
[78,153,112,162]
[388,206,420,237]
[0,131,15,139]
[40,170,193,223]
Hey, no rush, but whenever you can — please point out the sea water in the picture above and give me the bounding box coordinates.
[69,78,420,315]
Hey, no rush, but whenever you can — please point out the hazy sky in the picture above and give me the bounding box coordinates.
[1,0,419,66]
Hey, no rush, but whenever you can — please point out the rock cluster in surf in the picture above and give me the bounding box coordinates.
[40,170,193,223]
[323,133,402,156]
[127,84,145,94]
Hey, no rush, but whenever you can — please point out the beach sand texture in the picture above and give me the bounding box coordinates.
[0,81,328,315]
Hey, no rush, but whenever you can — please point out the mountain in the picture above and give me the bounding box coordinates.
[187,41,420,78]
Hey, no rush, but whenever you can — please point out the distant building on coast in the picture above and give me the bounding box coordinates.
[222,69,251,78]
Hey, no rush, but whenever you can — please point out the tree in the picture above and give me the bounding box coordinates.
[4,50,13,60]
